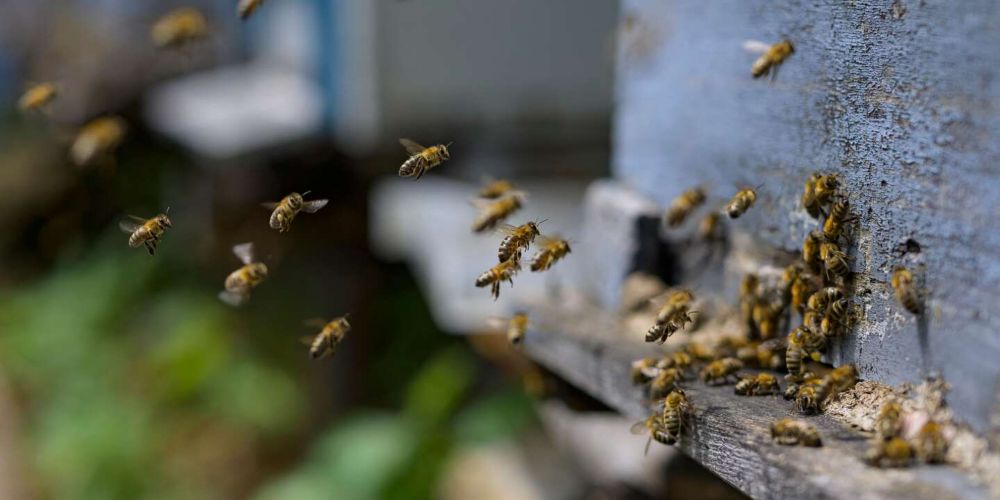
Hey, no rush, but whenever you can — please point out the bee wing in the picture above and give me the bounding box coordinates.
[218,290,248,307]
[261,202,279,210]
[496,223,519,236]
[742,39,772,54]
[630,420,650,435]
[485,316,508,331]
[301,199,329,214]
[303,318,328,328]
[119,220,141,233]
[232,242,255,265]
[399,138,426,155]
[535,234,564,247]
[299,335,316,346]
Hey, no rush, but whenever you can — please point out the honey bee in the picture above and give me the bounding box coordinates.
[303,315,351,359]
[867,437,914,468]
[70,116,127,167]
[725,187,758,219]
[630,414,673,453]
[18,82,57,112]
[891,267,922,314]
[814,174,840,205]
[219,243,268,306]
[649,368,683,400]
[913,421,948,463]
[791,326,825,360]
[261,192,329,233]
[475,258,521,300]
[771,417,822,446]
[752,301,782,339]
[808,287,844,312]
[478,179,515,199]
[655,289,695,324]
[661,389,691,444]
[506,312,529,345]
[237,0,265,19]
[757,338,787,371]
[820,242,850,280]
[472,194,524,233]
[790,274,813,313]
[823,197,851,241]
[647,308,697,344]
[151,7,209,49]
[801,173,823,218]
[398,138,450,179]
[119,211,173,256]
[666,352,694,372]
[795,378,827,414]
[630,357,661,385]
[529,235,571,272]
[734,373,780,396]
[802,231,823,271]
[783,382,800,400]
[686,342,717,362]
[874,400,902,439]
[700,358,743,385]
[824,363,858,395]
[697,212,723,240]
[749,39,794,79]
[663,187,706,227]
[496,222,541,263]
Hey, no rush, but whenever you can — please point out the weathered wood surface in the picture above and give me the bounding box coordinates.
[612,0,1000,432]
[523,303,988,500]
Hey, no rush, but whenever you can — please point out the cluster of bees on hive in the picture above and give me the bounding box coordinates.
[628,171,931,461]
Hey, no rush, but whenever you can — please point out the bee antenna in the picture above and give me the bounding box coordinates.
[445,142,453,148]
[302,190,312,196]
[537,218,549,226]
[165,206,171,214]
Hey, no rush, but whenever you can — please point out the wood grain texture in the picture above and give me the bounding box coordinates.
[613,0,1000,431]
[523,303,988,499]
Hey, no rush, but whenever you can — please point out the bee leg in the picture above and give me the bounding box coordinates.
[144,240,156,256]
[414,165,425,180]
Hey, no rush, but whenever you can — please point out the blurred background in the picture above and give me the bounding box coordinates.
[0,1,743,498]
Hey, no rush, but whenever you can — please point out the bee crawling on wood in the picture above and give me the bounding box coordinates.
[151,7,209,49]
[496,221,543,263]
[823,196,852,241]
[649,367,684,400]
[734,373,780,396]
[398,138,450,180]
[663,187,706,228]
[892,266,922,315]
[660,389,691,444]
[820,242,851,280]
[795,377,827,414]
[745,39,794,80]
[475,258,521,300]
[261,191,328,233]
[700,358,743,385]
[725,187,758,219]
[302,315,351,359]
[824,363,858,396]
[18,82,57,113]
[219,242,269,306]
[530,235,571,272]
[119,210,173,256]
[471,193,524,233]
[867,437,914,468]
[771,417,822,446]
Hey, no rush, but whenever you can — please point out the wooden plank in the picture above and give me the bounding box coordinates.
[522,303,988,500]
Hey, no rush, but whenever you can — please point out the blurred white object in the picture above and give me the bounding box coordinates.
[144,63,323,158]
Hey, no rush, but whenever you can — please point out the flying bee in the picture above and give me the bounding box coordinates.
[238,0,265,19]
[795,378,827,414]
[892,266,922,314]
[735,373,780,396]
[655,289,695,324]
[824,363,858,395]
[529,235,571,272]
[808,286,844,312]
[506,312,529,345]
[913,421,948,463]
[18,82,57,112]
[398,138,450,179]
[771,417,822,446]
[867,437,914,468]
[471,193,524,233]
[261,192,329,233]
[875,400,903,439]
[478,179,515,199]
[631,357,661,385]
[823,197,851,241]
[151,7,209,49]
[475,258,521,300]
[700,358,743,385]
[302,315,351,359]
[801,173,823,218]
[70,116,127,167]
[630,414,673,453]
[725,187,758,219]
[649,368,684,400]
[814,174,840,205]
[119,211,173,256]
[496,221,541,263]
[219,242,268,306]
[802,230,823,271]
[697,212,723,240]
[747,39,794,80]
[661,389,691,444]
[663,187,706,227]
